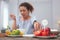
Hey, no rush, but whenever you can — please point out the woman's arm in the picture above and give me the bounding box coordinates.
[10,14,17,30]
[33,21,42,32]
[12,20,17,30]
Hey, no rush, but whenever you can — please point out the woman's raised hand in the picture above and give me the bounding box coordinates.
[10,13,16,20]
[34,22,41,32]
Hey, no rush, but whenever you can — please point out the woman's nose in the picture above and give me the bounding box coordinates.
[21,11,24,14]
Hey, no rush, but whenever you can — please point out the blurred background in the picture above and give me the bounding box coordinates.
[0,0,60,30]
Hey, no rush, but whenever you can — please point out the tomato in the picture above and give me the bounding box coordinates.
[41,30,50,36]
[45,27,50,32]
[41,27,50,36]
[34,27,51,36]
[34,31,40,36]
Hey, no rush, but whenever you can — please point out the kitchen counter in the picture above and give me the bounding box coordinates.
[0,37,59,40]
[0,33,60,40]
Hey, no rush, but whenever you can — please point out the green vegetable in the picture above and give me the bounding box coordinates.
[10,30,20,35]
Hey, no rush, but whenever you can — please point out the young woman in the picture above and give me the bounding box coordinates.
[10,2,41,34]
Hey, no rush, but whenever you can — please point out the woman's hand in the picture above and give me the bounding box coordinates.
[33,22,42,32]
[10,14,16,20]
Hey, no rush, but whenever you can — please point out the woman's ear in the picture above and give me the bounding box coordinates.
[29,10,32,14]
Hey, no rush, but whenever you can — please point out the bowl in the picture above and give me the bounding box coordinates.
[51,29,60,35]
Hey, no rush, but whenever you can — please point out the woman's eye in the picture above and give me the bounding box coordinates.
[20,10,26,12]
[23,10,26,12]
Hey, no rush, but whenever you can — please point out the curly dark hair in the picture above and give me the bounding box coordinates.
[19,2,34,13]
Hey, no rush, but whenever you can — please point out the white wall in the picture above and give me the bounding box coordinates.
[0,1,4,30]
[0,1,1,27]
[52,0,60,29]
[8,0,19,16]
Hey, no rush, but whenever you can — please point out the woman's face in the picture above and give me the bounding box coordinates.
[19,6,29,17]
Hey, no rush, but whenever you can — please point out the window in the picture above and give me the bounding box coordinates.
[1,1,8,29]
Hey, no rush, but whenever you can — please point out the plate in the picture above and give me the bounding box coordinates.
[6,35,23,37]
[6,34,34,37]
[23,34,34,37]
[34,35,58,39]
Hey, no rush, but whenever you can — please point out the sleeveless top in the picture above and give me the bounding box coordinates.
[16,16,36,34]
